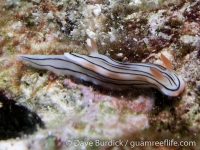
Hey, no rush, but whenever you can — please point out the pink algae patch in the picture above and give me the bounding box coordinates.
[63,79,119,102]
[64,79,154,113]
[111,96,154,113]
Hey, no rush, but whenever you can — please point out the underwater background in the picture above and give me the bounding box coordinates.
[0,0,199,149]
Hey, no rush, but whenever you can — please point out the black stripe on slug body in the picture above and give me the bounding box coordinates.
[107,56,177,85]
[70,53,176,87]
[72,53,177,86]
[24,56,171,88]
[21,56,181,92]
[98,59,175,86]
[85,53,176,83]
[104,61,177,87]
[21,56,153,85]
[22,56,181,91]
[89,53,177,84]
[86,53,167,70]
[21,57,158,88]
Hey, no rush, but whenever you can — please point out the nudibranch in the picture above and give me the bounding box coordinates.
[17,39,185,96]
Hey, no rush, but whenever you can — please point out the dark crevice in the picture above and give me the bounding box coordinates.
[0,90,45,140]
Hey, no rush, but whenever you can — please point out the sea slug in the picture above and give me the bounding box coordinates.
[17,39,185,96]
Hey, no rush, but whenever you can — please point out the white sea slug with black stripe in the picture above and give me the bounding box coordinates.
[16,39,185,96]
